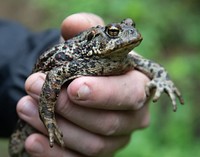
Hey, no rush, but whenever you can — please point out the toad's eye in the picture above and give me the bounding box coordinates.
[106,25,121,37]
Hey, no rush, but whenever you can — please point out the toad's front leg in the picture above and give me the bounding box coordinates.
[128,51,184,111]
[39,66,77,147]
[39,68,65,147]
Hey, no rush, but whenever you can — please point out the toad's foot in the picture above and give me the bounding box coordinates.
[46,121,64,147]
[145,78,184,111]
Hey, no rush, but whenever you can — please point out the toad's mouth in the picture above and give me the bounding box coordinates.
[119,31,143,48]
[132,33,143,45]
[99,33,143,56]
[132,37,143,45]
[106,37,143,56]
[123,34,143,49]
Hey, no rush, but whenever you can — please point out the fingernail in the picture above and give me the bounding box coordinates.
[19,99,37,117]
[76,84,91,100]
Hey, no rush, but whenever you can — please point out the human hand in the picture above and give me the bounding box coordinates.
[17,13,150,157]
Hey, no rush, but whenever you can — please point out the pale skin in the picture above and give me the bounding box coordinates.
[16,13,150,157]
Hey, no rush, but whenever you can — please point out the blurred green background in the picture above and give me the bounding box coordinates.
[0,0,199,156]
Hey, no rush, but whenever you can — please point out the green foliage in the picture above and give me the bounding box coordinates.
[34,0,200,156]
[0,139,9,157]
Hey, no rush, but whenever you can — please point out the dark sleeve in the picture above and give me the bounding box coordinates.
[0,20,60,137]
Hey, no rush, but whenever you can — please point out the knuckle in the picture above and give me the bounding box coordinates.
[137,107,150,129]
[84,137,105,156]
[131,87,147,110]
[99,113,120,135]
[139,112,150,129]
[127,71,149,110]
[56,89,72,115]
[57,100,70,116]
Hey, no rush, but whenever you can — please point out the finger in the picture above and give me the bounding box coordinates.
[57,89,150,135]
[24,76,149,135]
[25,72,46,100]
[58,118,130,157]
[17,96,130,156]
[17,96,46,133]
[21,85,149,137]
[25,134,126,157]
[25,133,83,157]
[61,13,104,40]
[68,70,149,110]
[25,71,148,110]
[24,71,150,134]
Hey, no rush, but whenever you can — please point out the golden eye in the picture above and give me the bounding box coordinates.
[106,25,121,37]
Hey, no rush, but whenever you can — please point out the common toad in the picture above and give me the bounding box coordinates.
[9,18,184,157]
